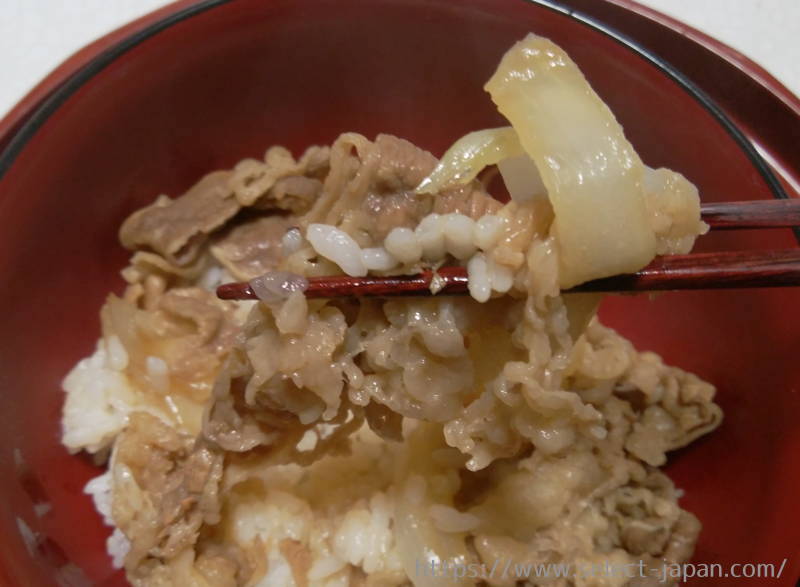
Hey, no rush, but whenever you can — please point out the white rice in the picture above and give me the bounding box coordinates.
[333,493,394,574]
[85,471,131,568]
[467,253,491,302]
[232,491,313,546]
[415,213,446,259]
[281,227,304,256]
[303,213,517,304]
[307,224,367,277]
[488,256,514,293]
[107,528,131,569]
[384,227,422,264]
[473,214,504,250]
[361,247,398,271]
[84,471,114,526]
[62,344,136,454]
[442,213,477,260]
[428,504,480,533]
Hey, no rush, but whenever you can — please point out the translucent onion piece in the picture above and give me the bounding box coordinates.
[643,166,707,255]
[249,271,309,304]
[485,34,658,288]
[394,425,476,587]
[497,153,546,203]
[415,127,524,194]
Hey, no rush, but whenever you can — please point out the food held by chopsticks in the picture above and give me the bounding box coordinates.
[217,201,800,301]
[217,40,800,304]
[62,33,768,585]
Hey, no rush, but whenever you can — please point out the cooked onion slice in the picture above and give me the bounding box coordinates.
[415,127,524,194]
[394,425,476,587]
[644,166,707,255]
[497,153,547,203]
[485,34,658,288]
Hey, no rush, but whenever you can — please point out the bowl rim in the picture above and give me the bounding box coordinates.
[613,0,800,117]
[0,0,796,246]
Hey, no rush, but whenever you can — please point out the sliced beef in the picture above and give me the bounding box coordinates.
[112,413,226,579]
[120,171,238,266]
[306,133,501,244]
[230,145,330,213]
[211,215,294,281]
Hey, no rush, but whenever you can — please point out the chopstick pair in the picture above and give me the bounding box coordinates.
[216,199,800,301]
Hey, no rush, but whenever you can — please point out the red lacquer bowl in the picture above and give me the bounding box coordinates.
[0,1,798,585]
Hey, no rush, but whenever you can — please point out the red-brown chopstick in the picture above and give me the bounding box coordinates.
[216,248,800,300]
[573,249,800,292]
[215,200,800,300]
[700,199,800,229]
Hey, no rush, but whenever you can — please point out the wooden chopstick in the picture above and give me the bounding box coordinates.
[573,249,800,292]
[700,200,800,229]
[215,199,800,301]
[216,249,800,300]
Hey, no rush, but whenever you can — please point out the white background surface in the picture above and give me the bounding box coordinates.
[1,0,799,118]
